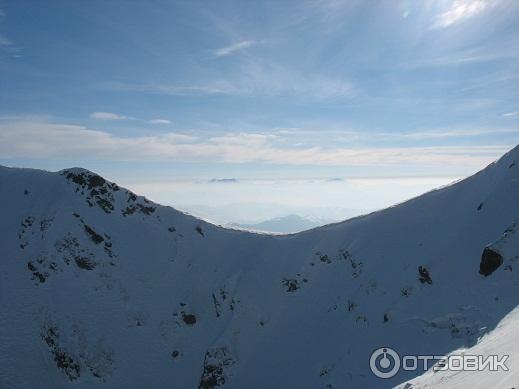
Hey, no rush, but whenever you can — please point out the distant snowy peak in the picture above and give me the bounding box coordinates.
[228,214,335,233]
[208,178,239,184]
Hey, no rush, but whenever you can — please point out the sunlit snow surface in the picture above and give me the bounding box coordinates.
[397,307,519,388]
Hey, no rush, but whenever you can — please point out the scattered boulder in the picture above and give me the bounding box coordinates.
[40,217,54,235]
[83,224,104,244]
[356,315,369,327]
[281,276,307,292]
[53,349,81,381]
[340,250,363,278]
[88,174,105,187]
[320,365,333,377]
[21,216,34,229]
[27,261,47,283]
[418,266,432,284]
[62,170,116,213]
[182,312,197,326]
[316,251,331,264]
[26,253,60,284]
[479,247,503,276]
[198,347,235,389]
[401,286,412,297]
[55,233,101,271]
[75,256,96,270]
[122,203,156,216]
[41,324,81,381]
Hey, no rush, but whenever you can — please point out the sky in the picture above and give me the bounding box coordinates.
[1,0,519,224]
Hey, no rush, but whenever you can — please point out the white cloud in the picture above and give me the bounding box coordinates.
[0,119,511,168]
[213,40,255,57]
[269,127,519,142]
[148,119,172,125]
[503,111,518,117]
[431,0,491,29]
[90,112,132,121]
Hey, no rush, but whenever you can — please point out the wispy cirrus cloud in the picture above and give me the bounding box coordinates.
[213,40,256,57]
[90,112,133,121]
[105,64,356,101]
[431,0,492,29]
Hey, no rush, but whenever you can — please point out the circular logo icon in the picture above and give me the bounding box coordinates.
[370,347,400,379]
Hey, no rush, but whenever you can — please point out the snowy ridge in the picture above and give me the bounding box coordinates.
[1,146,519,388]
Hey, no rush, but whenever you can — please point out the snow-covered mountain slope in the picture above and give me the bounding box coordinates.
[1,146,519,389]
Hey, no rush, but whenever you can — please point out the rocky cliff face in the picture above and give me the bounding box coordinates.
[1,146,519,389]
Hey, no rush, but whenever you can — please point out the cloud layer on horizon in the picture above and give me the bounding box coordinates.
[0,119,513,168]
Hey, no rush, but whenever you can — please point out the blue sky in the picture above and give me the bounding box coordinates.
[1,0,519,222]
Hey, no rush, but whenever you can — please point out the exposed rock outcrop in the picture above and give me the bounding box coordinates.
[479,247,503,276]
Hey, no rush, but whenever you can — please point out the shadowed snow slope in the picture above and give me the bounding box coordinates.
[1,146,519,388]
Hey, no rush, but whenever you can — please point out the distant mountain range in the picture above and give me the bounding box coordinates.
[228,214,336,233]
[178,203,366,226]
